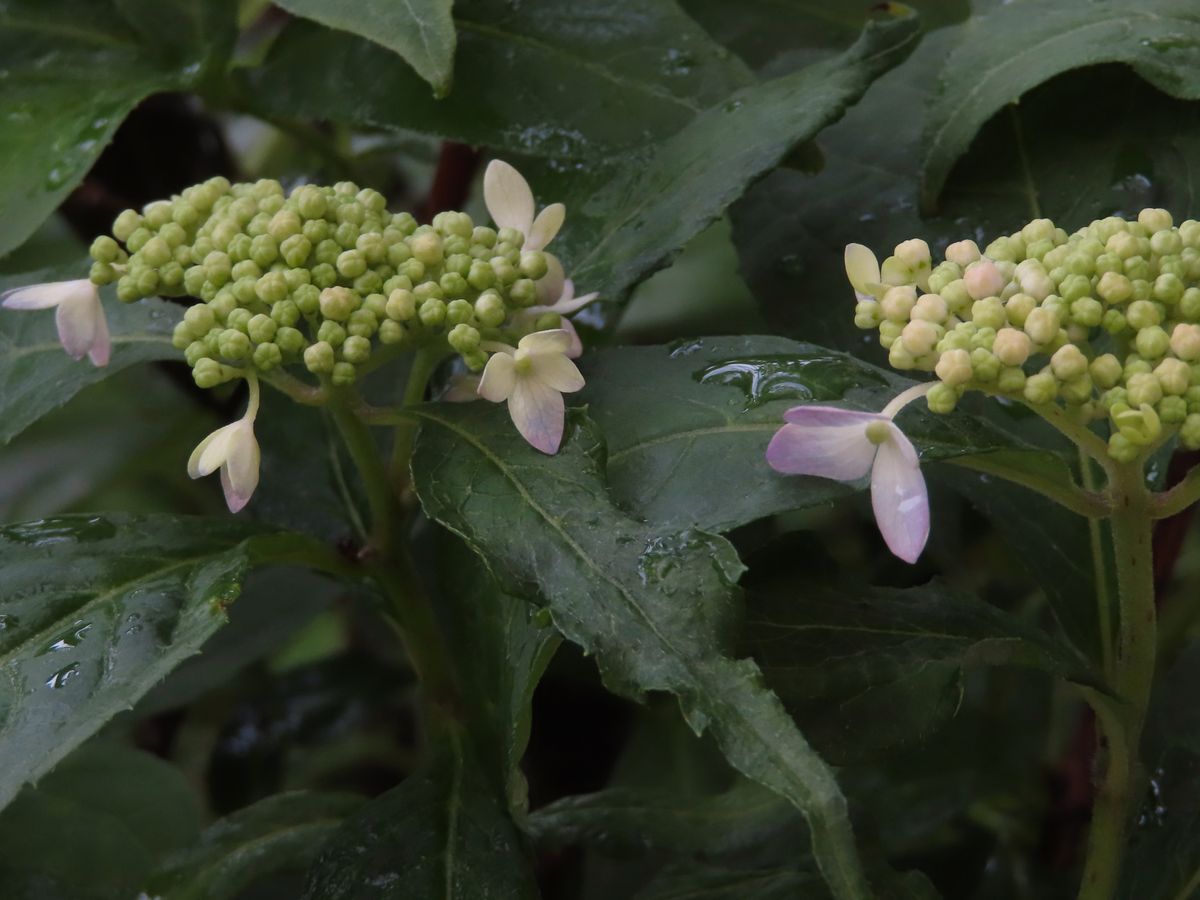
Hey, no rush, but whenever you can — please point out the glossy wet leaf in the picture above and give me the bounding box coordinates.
[243,0,750,159]
[302,728,538,899]
[274,0,455,96]
[0,0,236,257]
[744,580,1098,763]
[0,513,339,812]
[411,404,877,898]
[528,778,795,856]
[147,791,364,900]
[920,0,1200,208]
[581,336,1068,532]
[0,742,201,900]
[434,532,560,809]
[0,265,183,445]
[539,11,919,311]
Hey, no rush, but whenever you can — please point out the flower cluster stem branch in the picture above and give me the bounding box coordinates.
[1080,450,1116,681]
[1077,462,1157,900]
[1151,462,1200,518]
[947,453,1110,519]
[389,348,443,496]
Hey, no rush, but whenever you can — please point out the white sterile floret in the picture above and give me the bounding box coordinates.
[1,279,111,366]
[484,160,565,251]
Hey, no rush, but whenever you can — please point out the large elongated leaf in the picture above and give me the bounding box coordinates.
[147,791,364,900]
[0,513,339,812]
[0,743,202,900]
[274,0,456,97]
[243,0,751,159]
[744,580,1098,763]
[580,336,1069,532]
[540,10,919,311]
[411,404,876,899]
[302,729,538,899]
[0,266,183,445]
[0,0,237,257]
[920,0,1200,207]
[633,862,940,900]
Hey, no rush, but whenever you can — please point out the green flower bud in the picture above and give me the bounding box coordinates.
[113,209,143,242]
[1160,395,1188,425]
[1114,401,1161,446]
[447,323,481,353]
[888,342,915,370]
[339,335,370,364]
[311,263,337,289]
[1135,325,1170,359]
[227,233,253,262]
[90,235,121,264]
[217,329,251,360]
[184,340,209,367]
[294,186,328,220]
[138,236,171,268]
[387,241,413,268]
[1049,344,1087,381]
[303,219,330,244]
[970,347,1000,382]
[159,222,187,249]
[879,320,903,349]
[969,326,996,351]
[1182,413,1200,449]
[1069,297,1103,327]
[379,319,406,345]
[922,382,956,414]
[134,268,159,296]
[1090,353,1123,389]
[331,362,357,387]
[935,347,972,386]
[510,278,538,308]
[1024,370,1058,404]
[347,309,378,337]
[276,326,306,354]
[334,221,360,249]
[1060,374,1094,405]
[1125,355,1153,379]
[1097,271,1133,304]
[184,265,207,296]
[304,341,336,374]
[253,342,282,370]
[192,358,233,389]
[879,285,917,322]
[386,289,417,322]
[317,320,346,347]
[440,272,469,298]
[1004,293,1037,327]
[1108,432,1139,463]
[535,312,562,331]
[171,321,194,350]
[410,232,444,267]
[1138,208,1173,233]
[335,201,365,226]
[246,234,275,268]
[1125,258,1152,283]
[1127,372,1164,407]
[474,291,507,328]
[900,320,939,356]
[1102,308,1127,334]
[997,366,1027,393]
[125,227,152,254]
[89,261,116,285]
[1153,272,1185,305]
[419,297,447,327]
[1126,299,1162,330]
[400,258,426,283]
[158,262,184,290]
[265,299,297,327]
[463,349,488,372]
[318,286,357,321]
[971,297,1007,330]
[268,209,302,242]
[941,279,972,315]
[490,257,517,285]
[246,314,275,344]
[519,250,549,280]
[441,298,470,327]
[1155,358,1191,395]
[993,327,1032,366]
[276,234,310,268]
[1024,307,1059,345]
[231,260,261,283]
[854,301,881,330]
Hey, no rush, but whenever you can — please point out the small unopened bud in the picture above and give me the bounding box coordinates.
[1135,325,1170,359]
[935,348,972,386]
[888,342,916,370]
[964,259,1005,300]
[1050,344,1088,381]
[1060,374,1094,405]
[910,293,947,324]
[900,319,939,356]
[994,328,1031,366]
[1024,371,1058,404]
[1090,354,1123,389]
[1182,413,1200,449]
[970,297,1006,330]
[1097,271,1133,304]
[1004,293,1037,326]
[1155,358,1191,395]
[320,286,359,321]
[1024,307,1059,345]
[1160,396,1188,425]
[1138,208,1173,233]
[997,366,1026,393]
[1108,432,1139,463]
[1170,323,1200,361]
[1127,372,1164,407]
[944,239,980,268]
[880,285,917,321]
[474,291,507,327]
[1113,402,1161,446]
[926,382,959,414]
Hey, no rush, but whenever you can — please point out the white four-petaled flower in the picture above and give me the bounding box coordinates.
[483,159,565,251]
[477,330,585,454]
[1,279,111,366]
[188,376,262,513]
[844,243,885,303]
[765,384,933,563]
[516,279,599,359]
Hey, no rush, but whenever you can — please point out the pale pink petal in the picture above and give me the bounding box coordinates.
[54,294,99,360]
[782,406,887,428]
[536,254,566,304]
[1,279,93,310]
[86,299,111,367]
[559,317,583,359]
[478,351,517,402]
[869,428,929,564]
[444,373,481,402]
[766,419,877,481]
[526,203,565,250]
[219,423,260,513]
[508,377,565,454]
[844,244,880,295]
[519,329,572,355]
[530,352,584,393]
[188,422,239,478]
[548,281,599,316]
[483,160,534,236]
[188,427,222,479]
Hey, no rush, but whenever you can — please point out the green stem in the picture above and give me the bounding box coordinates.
[1151,461,1200,518]
[1025,400,1114,472]
[389,348,443,494]
[1077,463,1157,900]
[948,454,1110,519]
[328,390,397,549]
[1080,451,1116,681]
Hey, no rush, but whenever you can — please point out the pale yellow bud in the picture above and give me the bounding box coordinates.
[1137,208,1173,233]
[945,240,981,268]
[1004,293,1037,327]
[1050,344,1088,381]
[911,293,948,323]
[900,319,939,356]
[1024,307,1059,345]
[1155,357,1191,395]
[880,285,918,322]
[993,328,1032,366]
[964,259,1005,300]
[1170,323,1200,361]
[935,348,973,386]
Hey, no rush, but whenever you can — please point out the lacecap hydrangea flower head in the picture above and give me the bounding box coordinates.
[770,208,1200,563]
[2,161,598,511]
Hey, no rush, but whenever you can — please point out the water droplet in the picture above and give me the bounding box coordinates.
[668,338,704,358]
[694,354,888,408]
[42,620,91,654]
[46,663,80,689]
[0,614,17,631]
[2,516,116,546]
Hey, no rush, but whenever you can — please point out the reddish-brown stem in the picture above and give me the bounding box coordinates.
[419,142,482,223]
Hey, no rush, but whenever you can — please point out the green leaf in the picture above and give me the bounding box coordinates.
[243,0,751,159]
[0,266,183,445]
[0,742,202,900]
[301,728,538,899]
[274,0,456,97]
[433,532,560,810]
[528,778,795,856]
[540,10,919,310]
[147,791,364,900]
[0,512,338,812]
[411,404,876,899]
[0,0,236,257]
[743,580,1098,763]
[581,336,1064,532]
[920,0,1200,208]
[632,862,940,900]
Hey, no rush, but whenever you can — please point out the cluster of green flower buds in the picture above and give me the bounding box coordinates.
[851,209,1200,461]
[87,178,559,388]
